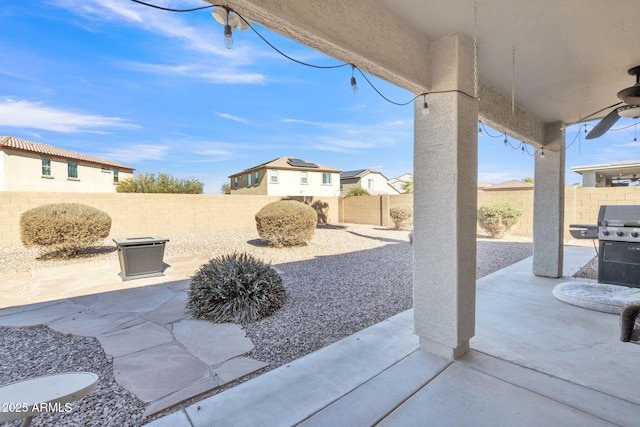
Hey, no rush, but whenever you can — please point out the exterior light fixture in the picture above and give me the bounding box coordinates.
[503,136,508,146]
[350,65,358,94]
[541,148,545,158]
[478,121,483,137]
[212,6,250,49]
[422,94,429,116]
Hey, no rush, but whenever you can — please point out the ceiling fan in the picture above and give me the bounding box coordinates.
[586,65,640,140]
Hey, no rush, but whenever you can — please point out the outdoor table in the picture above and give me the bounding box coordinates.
[0,372,99,427]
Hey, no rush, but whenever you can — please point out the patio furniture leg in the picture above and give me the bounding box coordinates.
[620,303,640,342]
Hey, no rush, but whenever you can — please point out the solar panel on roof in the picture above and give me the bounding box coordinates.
[288,158,319,168]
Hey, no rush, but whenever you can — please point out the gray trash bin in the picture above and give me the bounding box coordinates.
[113,236,169,281]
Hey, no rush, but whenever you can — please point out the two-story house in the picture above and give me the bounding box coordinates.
[0,136,134,192]
[228,156,341,197]
[340,169,400,195]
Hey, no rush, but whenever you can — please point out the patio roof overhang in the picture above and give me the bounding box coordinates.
[209,0,639,144]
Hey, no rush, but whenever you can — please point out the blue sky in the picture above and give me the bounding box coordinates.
[1,0,638,193]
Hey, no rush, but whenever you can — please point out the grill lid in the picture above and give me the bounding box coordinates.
[598,205,640,227]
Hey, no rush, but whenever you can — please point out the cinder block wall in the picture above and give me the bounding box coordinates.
[476,190,535,237]
[0,192,339,247]
[340,187,640,240]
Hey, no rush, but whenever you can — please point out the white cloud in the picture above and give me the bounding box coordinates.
[99,144,169,163]
[0,99,137,133]
[125,62,266,85]
[215,112,250,124]
[52,0,253,61]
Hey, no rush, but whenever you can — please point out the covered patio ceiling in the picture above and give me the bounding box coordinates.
[374,0,640,126]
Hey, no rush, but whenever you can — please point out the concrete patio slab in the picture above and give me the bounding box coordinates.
[114,342,209,403]
[299,350,450,427]
[213,357,269,384]
[98,321,174,358]
[0,300,84,327]
[143,376,222,418]
[172,320,254,365]
[378,363,614,427]
[48,310,144,337]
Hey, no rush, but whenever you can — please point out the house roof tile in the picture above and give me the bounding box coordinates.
[0,136,134,170]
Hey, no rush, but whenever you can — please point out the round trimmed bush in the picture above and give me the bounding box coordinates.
[390,206,413,230]
[20,203,111,258]
[255,200,317,247]
[187,252,286,324]
[478,201,523,238]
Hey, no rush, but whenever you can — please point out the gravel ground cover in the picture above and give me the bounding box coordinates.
[0,225,587,426]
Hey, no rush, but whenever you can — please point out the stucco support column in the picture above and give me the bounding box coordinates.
[533,122,565,277]
[413,33,478,359]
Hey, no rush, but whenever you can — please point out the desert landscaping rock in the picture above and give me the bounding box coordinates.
[98,322,175,358]
[172,320,255,365]
[113,342,209,403]
[0,224,574,425]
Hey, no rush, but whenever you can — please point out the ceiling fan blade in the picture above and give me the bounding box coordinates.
[586,108,621,139]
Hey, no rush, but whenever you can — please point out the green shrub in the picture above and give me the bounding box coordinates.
[255,200,317,247]
[187,252,286,323]
[346,187,369,196]
[477,202,523,238]
[20,203,111,258]
[390,206,413,230]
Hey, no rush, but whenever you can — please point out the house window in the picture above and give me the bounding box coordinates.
[300,172,308,184]
[234,177,239,189]
[367,179,374,190]
[41,158,51,176]
[113,169,119,183]
[322,173,332,185]
[247,173,252,186]
[68,162,78,179]
[270,170,278,183]
[254,171,259,184]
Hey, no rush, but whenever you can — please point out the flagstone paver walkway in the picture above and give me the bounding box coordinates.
[0,279,268,417]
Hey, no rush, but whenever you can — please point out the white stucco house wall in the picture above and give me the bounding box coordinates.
[228,156,341,197]
[572,161,640,187]
[340,169,400,195]
[388,173,413,193]
[0,136,134,192]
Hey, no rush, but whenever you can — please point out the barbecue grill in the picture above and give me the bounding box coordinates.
[570,205,640,288]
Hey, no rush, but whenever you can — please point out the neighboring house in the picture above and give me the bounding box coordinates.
[572,161,640,187]
[340,169,400,195]
[481,179,534,191]
[228,156,341,197]
[0,136,134,192]
[477,181,494,191]
[388,173,413,193]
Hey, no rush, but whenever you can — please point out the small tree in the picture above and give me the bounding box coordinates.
[401,178,413,193]
[523,177,534,184]
[477,202,523,238]
[389,206,413,230]
[116,172,204,194]
[347,186,369,196]
[20,203,111,258]
[220,182,231,194]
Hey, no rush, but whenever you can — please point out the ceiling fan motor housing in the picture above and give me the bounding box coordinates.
[617,65,640,105]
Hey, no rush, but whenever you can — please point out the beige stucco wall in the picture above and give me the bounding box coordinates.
[0,192,339,247]
[1,150,133,193]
